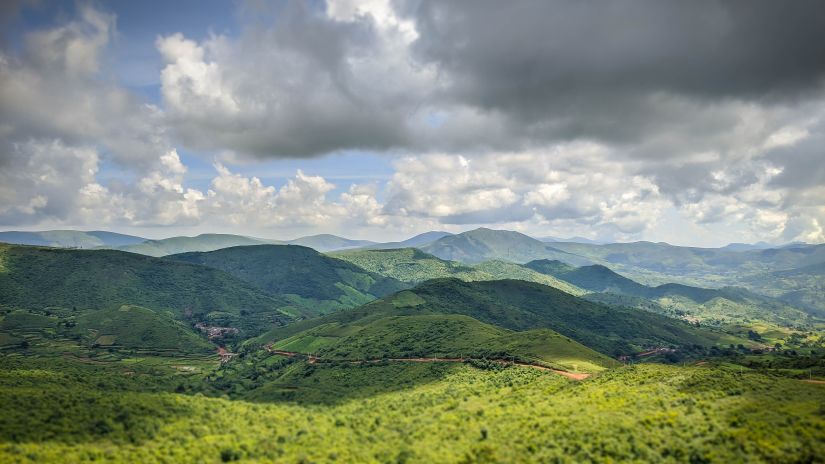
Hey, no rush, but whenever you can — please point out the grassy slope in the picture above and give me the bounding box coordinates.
[256,279,742,357]
[167,245,408,316]
[0,244,295,336]
[73,305,215,354]
[1,357,823,463]
[271,313,613,373]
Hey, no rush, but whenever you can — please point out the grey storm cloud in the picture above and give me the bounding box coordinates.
[154,0,825,159]
[409,0,825,107]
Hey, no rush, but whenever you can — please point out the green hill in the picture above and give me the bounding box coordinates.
[527,259,815,328]
[257,278,740,357]
[547,240,825,286]
[0,244,295,337]
[285,234,375,252]
[167,245,408,316]
[745,262,825,317]
[332,248,584,294]
[331,247,490,283]
[117,234,277,257]
[0,230,146,248]
[420,228,592,265]
[472,260,585,295]
[269,313,614,373]
[527,260,648,295]
[363,231,453,250]
[73,305,215,354]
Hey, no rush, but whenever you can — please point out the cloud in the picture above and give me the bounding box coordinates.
[1,1,824,245]
[155,1,430,158]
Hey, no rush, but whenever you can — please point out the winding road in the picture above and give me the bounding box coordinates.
[264,346,591,380]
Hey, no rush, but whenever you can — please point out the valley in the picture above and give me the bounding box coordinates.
[1,230,824,463]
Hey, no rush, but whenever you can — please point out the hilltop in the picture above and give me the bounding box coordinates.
[167,245,408,316]
[0,230,146,248]
[256,278,740,357]
[0,244,295,337]
[117,234,276,257]
[419,228,592,265]
[526,259,816,329]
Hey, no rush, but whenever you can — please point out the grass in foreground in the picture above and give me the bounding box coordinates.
[1,357,823,463]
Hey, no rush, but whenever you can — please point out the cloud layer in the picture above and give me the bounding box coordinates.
[0,1,824,244]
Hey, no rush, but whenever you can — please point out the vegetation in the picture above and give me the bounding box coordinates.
[1,233,824,463]
[0,355,823,463]
[255,278,745,358]
[168,245,407,316]
[72,305,216,354]
[746,261,825,317]
[527,259,817,333]
[332,248,584,296]
[331,247,489,284]
[116,234,275,257]
[0,230,146,248]
[419,227,592,265]
[0,244,295,337]
[285,234,375,252]
[268,313,613,373]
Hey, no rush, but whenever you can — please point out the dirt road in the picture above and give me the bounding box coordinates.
[265,346,591,380]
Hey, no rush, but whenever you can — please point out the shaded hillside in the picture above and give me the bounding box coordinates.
[0,244,294,336]
[256,278,739,357]
[420,228,592,265]
[527,259,815,328]
[333,248,584,294]
[167,245,408,316]
[473,260,585,295]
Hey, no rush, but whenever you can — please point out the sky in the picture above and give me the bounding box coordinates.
[1,0,824,245]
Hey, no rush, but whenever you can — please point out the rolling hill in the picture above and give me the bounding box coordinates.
[547,240,825,287]
[284,234,376,252]
[332,248,584,294]
[363,231,454,250]
[526,259,816,328]
[745,261,825,317]
[0,230,146,248]
[269,313,615,373]
[420,228,592,265]
[330,248,490,283]
[0,244,296,337]
[72,305,215,354]
[166,245,408,316]
[256,278,740,357]
[117,233,277,257]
